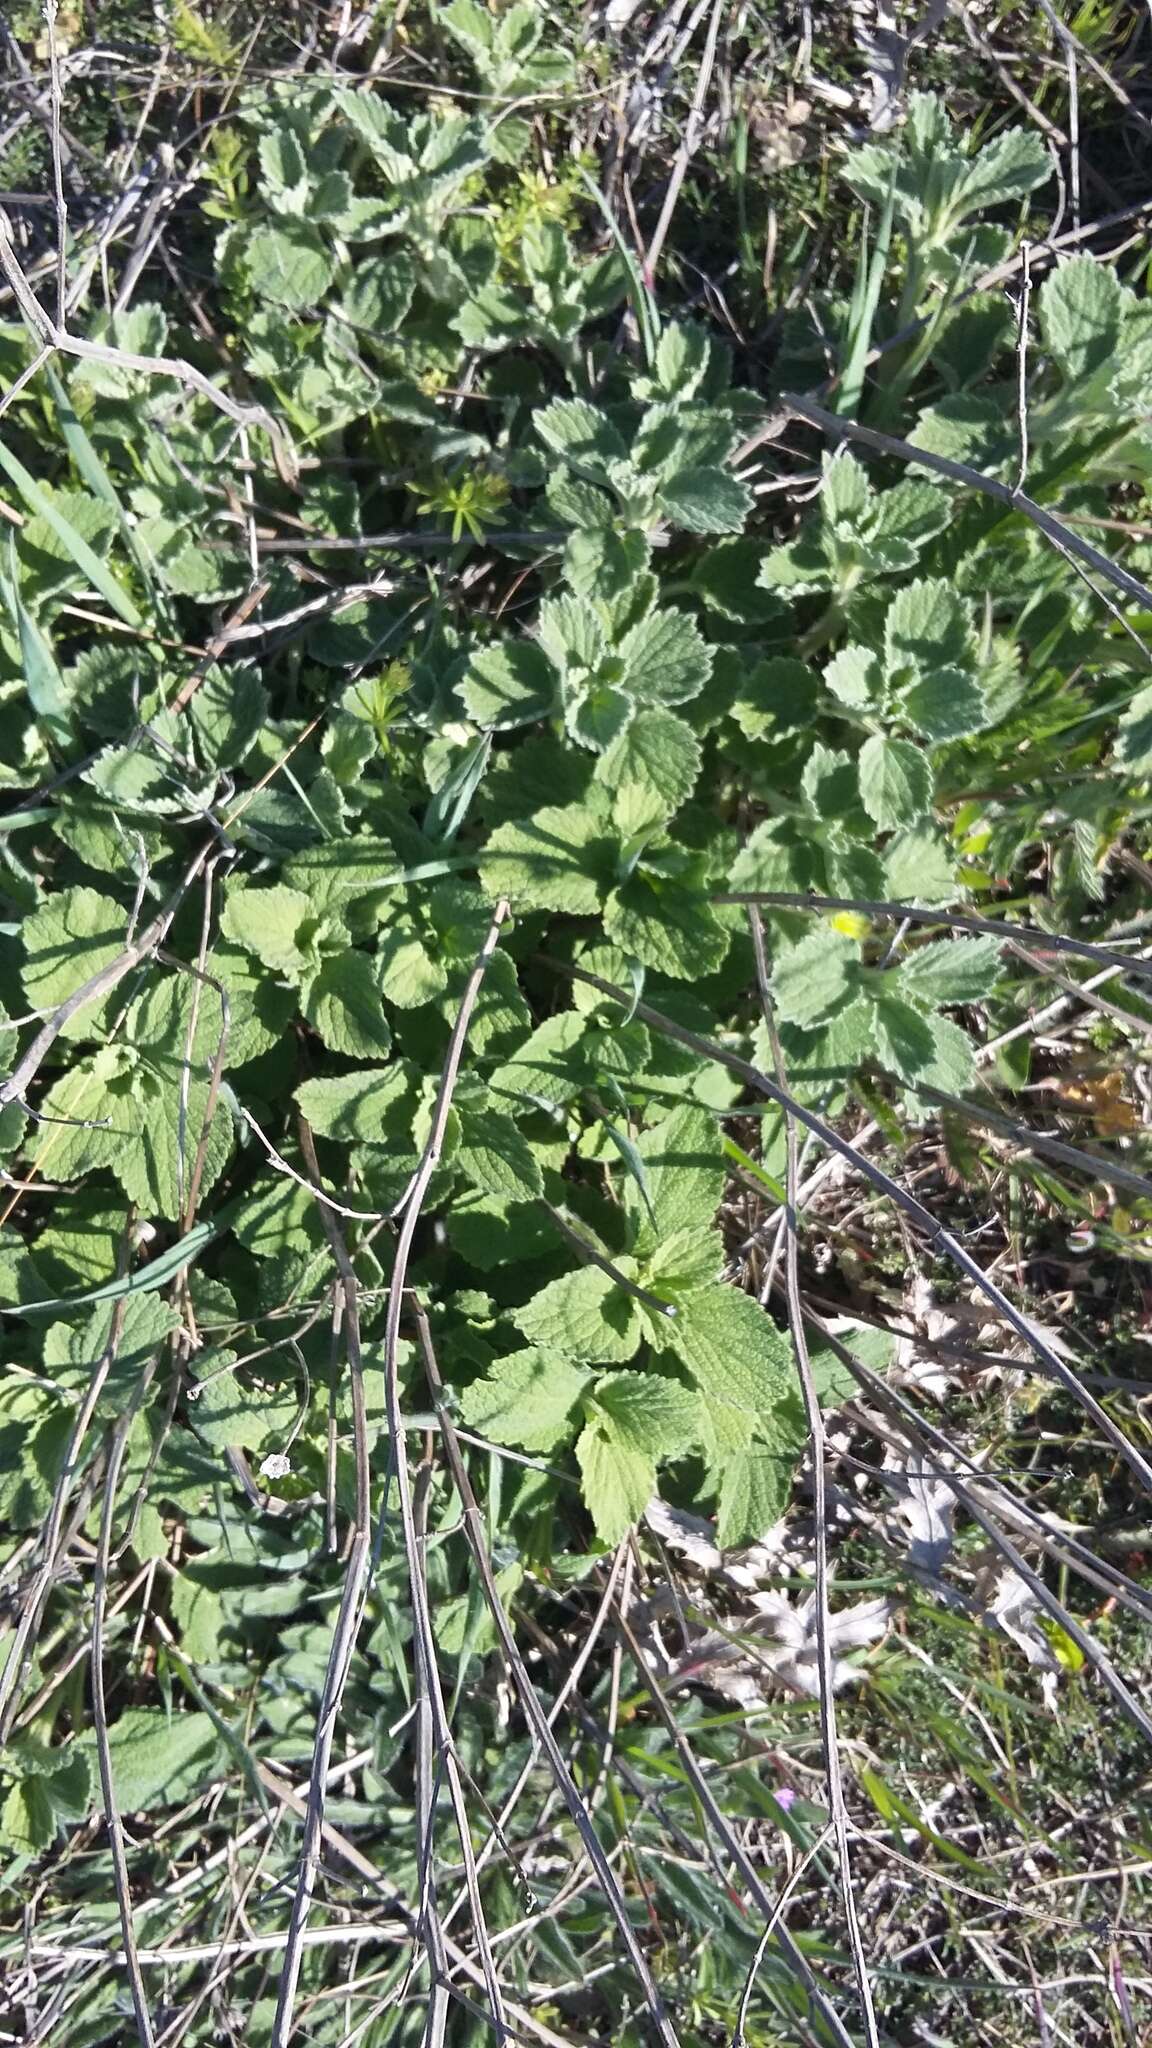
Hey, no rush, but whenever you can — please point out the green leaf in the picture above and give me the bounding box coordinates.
[563,526,650,602]
[459,641,555,728]
[731,657,820,741]
[900,665,987,741]
[869,992,937,1081]
[605,868,729,979]
[1116,681,1152,775]
[628,1104,725,1253]
[669,1283,796,1419]
[515,1265,641,1363]
[479,802,610,915]
[44,1294,181,1409]
[567,680,633,753]
[22,886,126,1040]
[598,707,702,818]
[2,551,73,745]
[488,1011,589,1108]
[717,1446,796,1548]
[459,1348,591,1452]
[188,1348,298,1454]
[0,1777,55,1855]
[303,951,391,1058]
[770,928,859,1030]
[897,936,1002,1005]
[89,1708,217,1813]
[457,1108,544,1200]
[652,321,710,398]
[618,607,712,706]
[187,664,268,768]
[592,1370,699,1456]
[690,539,786,622]
[858,734,933,830]
[576,1422,654,1544]
[882,829,957,905]
[377,929,448,1009]
[220,884,312,977]
[918,1013,978,1093]
[824,644,881,712]
[0,440,141,627]
[1040,254,1123,388]
[170,1573,226,1664]
[535,397,628,476]
[114,983,234,1220]
[884,577,970,675]
[246,222,334,308]
[658,467,754,535]
[295,1065,412,1144]
[822,450,870,527]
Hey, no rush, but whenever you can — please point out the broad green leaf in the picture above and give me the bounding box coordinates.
[563,527,650,602]
[33,1050,135,1185]
[884,577,970,675]
[377,929,448,1008]
[535,397,628,476]
[22,886,126,1040]
[87,1707,217,1813]
[717,1446,796,1549]
[858,734,933,830]
[187,664,268,768]
[42,1294,180,1406]
[653,321,710,398]
[479,802,610,915]
[246,222,334,308]
[882,828,957,905]
[732,657,819,738]
[1040,254,1122,388]
[618,606,712,706]
[605,869,729,978]
[900,665,987,741]
[567,680,633,753]
[188,1348,298,1453]
[919,1012,978,1092]
[170,1573,226,1664]
[628,1104,725,1253]
[599,705,699,825]
[658,467,753,535]
[457,1108,544,1200]
[515,1265,641,1363]
[869,992,937,1081]
[0,1778,54,1855]
[822,450,870,527]
[0,439,141,627]
[295,1065,412,1144]
[459,641,555,728]
[220,885,312,978]
[770,928,859,1030]
[897,936,1002,1005]
[591,1370,699,1456]
[669,1282,796,1420]
[303,951,391,1057]
[489,1011,589,1108]
[459,1348,591,1452]
[576,1422,654,1545]
[824,644,881,712]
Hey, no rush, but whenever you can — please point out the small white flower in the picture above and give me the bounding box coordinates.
[260,1451,291,1480]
